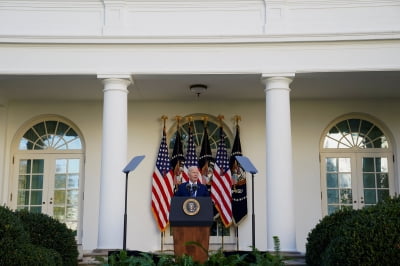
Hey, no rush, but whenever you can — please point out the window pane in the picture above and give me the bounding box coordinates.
[363,157,375,172]
[30,191,43,205]
[31,175,43,189]
[327,189,339,204]
[326,173,338,188]
[19,160,29,174]
[17,191,30,205]
[18,175,30,189]
[348,119,360,132]
[55,174,67,189]
[340,189,352,204]
[54,207,65,220]
[338,158,351,172]
[67,190,79,205]
[363,173,375,188]
[56,159,67,173]
[375,158,388,172]
[367,126,383,141]
[339,174,351,188]
[377,173,389,188]
[68,159,80,173]
[326,158,337,172]
[68,175,79,189]
[45,121,58,134]
[32,160,44,173]
[336,121,349,133]
[30,207,42,214]
[66,206,78,220]
[364,189,376,204]
[68,138,82,149]
[54,190,66,205]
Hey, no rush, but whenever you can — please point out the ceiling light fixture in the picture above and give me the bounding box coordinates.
[189,84,207,98]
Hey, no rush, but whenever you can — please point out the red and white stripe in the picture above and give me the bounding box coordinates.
[151,168,174,232]
[211,164,233,227]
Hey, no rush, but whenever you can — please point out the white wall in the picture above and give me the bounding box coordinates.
[292,98,400,252]
[2,97,400,253]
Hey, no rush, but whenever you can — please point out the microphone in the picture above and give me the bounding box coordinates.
[192,184,198,192]
[186,183,191,192]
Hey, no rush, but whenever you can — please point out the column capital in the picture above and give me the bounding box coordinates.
[97,74,133,91]
[97,73,132,81]
[261,73,295,92]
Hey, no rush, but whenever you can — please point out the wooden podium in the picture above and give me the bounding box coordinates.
[169,197,213,263]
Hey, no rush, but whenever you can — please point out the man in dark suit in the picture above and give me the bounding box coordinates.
[175,166,209,197]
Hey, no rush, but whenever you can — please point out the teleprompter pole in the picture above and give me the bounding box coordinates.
[123,172,128,250]
[121,155,145,251]
[251,173,255,248]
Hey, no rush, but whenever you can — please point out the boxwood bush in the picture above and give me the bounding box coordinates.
[306,196,400,266]
[16,210,79,266]
[0,206,78,266]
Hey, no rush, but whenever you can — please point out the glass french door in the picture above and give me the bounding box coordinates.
[13,154,83,242]
[321,152,394,215]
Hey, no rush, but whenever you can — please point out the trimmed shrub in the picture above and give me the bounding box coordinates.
[305,207,354,266]
[11,243,63,266]
[306,196,400,266]
[0,206,30,265]
[16,210,79,266]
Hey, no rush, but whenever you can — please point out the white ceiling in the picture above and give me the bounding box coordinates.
[0,71,399,102]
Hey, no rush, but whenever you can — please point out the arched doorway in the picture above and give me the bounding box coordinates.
[320,114,396,215]
[10,115,85,243]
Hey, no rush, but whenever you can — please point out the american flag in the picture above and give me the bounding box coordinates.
[182,125,199,182]
[151,128,174,231]
[211,127,233,227]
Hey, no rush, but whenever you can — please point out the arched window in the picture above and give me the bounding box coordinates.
[19,120,82,150]
[169,117,231,151]
[323,118,388,149]
[12,117,84,243]
[320,115,395,215]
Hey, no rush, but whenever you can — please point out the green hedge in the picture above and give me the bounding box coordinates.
[0,206,78,266]
[16,210,78,266]
[306,196,400,266]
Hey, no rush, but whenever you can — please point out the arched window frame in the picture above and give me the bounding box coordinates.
[319,113,396,215]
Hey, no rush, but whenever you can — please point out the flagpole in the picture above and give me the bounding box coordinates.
[236,226,239,251]
[251,172,255,248]
[161,231,164,252]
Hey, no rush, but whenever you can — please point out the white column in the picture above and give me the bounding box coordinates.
[261,73,296,252]
[97,74,131,249]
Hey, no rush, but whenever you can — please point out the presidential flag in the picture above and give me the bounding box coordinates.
[230,125,248,225]
[211,127,233,227]
[151,128,174,232]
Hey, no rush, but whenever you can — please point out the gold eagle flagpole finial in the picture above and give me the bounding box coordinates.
[217,115,224,127]
[234,115,241,127]
[175,115,182,129]
[161,115,168,129]
[201,116,208,127]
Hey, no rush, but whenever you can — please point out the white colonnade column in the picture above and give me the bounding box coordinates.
[97,74,132,249]
[261,73,297,252]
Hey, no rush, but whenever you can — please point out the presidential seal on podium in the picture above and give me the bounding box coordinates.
[182,198,200,216]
